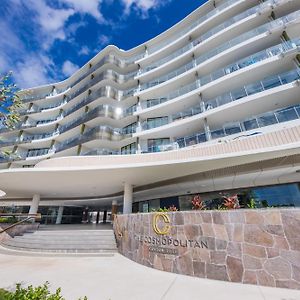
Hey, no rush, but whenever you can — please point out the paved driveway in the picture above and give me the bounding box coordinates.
[0,251,300,300]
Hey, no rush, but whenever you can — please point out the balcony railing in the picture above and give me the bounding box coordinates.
[176,104,300,148]
[141,38,300,110]
[147,0,238,55]
[56,125,134,153]
[140,0,277,74]
[140,12,300,91]
[139,69,300,131]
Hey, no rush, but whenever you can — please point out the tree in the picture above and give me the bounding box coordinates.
[0,71,22,128]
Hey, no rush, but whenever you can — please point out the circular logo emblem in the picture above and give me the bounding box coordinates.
[152,213,171,235]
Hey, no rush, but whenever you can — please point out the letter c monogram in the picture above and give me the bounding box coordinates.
[153,213,171,235]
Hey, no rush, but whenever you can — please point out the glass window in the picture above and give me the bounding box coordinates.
[217,93,232,106]
[243,119,259,131]
[122,122,137,134]
[147,117,168,129]
[176,138,185,148]
[253,183,300,207]
[121,143,136,155]
[245,82,263,96]
[257,113,277,127]
[224,124,241,135]
[211,129,225,139]
[231,87,247,101]
[148,138,170,152]
[185,135,197,146]
[197,133,207,143]
[262,76,281,90]
[276,108,298,123]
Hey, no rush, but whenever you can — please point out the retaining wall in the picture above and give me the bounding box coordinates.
[114,209,300,289]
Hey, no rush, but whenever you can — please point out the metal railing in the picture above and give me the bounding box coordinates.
[140,12,300,90]
[0,213,41,234]
[140,0,276,73]
[141,38,300,110]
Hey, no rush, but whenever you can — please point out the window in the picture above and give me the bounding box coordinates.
[121,143,136,155]
[146,117,168,129]
[148,138,170,152]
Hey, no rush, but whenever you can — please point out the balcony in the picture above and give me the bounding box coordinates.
[146,0,239,56]
[139,38,300,111]
[139,0,276,74]
[56,125,135,153]
[176,104,300,148]
[139,13,300,92]
[138,69,300,132]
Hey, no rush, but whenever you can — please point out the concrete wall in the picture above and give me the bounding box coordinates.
[114,209,300,289]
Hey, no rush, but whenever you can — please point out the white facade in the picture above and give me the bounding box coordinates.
[0,0,300,210]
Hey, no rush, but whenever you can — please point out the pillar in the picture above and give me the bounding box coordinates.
[103,210,107,224]
[111,200,118,221]
[123,183,133,214]
[55,206,64,224]
[96,211,100,224]
[29,194,40,215]
[204,118,211,141]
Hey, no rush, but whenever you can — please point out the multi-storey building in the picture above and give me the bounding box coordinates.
[0,0,300,221]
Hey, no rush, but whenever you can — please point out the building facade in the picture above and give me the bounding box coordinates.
[0,0,300,218]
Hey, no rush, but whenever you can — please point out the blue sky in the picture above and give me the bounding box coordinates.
[0,0,207,89]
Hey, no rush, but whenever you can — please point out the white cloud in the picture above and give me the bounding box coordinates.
[121,0,171,15]
[14,55,55,88]
[62,60,80,77]
[78,46,90,56]
[99,34,111,45]
[60,0,104,22]
[0,20,56,88]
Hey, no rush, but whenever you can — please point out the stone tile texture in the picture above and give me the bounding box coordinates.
[114,209,300,290]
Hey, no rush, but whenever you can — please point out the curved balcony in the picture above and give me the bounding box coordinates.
[145,0,240,56]
[139,69,300,132]
[20,57,139,104]
[175,104,300,149]
[139,12,300,92]
[137,39,300,113]
[139,0,277,75]
[55,125,135,153]
[59,105,137,135]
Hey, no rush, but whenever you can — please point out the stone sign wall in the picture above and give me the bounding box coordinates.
[114,209,300,289]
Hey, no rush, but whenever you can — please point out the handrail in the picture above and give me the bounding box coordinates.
[0,213,41,234]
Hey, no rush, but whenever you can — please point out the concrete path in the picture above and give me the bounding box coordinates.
[0,252,300,300]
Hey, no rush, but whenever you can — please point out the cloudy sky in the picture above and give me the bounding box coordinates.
[0,0,206,89]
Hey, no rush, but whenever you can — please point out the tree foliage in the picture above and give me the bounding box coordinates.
[0,71,22,128]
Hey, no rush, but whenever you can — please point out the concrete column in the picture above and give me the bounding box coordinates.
[103,210,107,224]
[55,206,64,224]
[204,118,211,141]
[111,200,118,221]
[29,194,40,215]
[96,211,100,224]
[123,183,133,214]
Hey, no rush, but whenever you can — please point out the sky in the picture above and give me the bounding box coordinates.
[0,0,207,89]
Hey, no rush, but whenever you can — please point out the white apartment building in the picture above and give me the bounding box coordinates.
[0,0,300,221]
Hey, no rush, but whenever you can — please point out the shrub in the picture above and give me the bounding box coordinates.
[0,282,87,300]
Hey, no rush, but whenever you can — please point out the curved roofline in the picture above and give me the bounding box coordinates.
[20,0,213,92]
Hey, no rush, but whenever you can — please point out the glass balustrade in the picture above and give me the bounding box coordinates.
[140,12,300,91]
[140,69,300,131]
[142,37,300,110]
[148,0,238,55]
[27,148,52,158]
[176,104,300,149]
[140,0,276,74]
